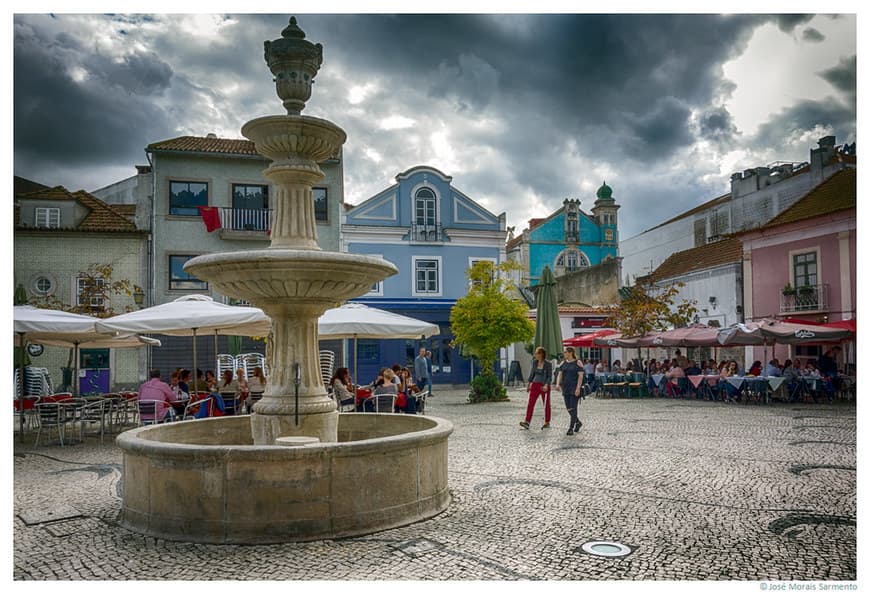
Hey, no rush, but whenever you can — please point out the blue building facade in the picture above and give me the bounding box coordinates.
[342,165,506,385]
[512,183,620,286]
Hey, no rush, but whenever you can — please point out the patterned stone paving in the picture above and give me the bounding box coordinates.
[13,388,857,583]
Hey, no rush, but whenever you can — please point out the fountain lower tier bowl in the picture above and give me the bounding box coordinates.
[117,413,453,544]
[183,250,397,307]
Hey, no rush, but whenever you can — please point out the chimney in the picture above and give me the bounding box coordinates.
[810,135,837,177]
[818,135,836,148]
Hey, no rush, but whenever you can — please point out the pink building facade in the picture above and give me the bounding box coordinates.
[739,168,856,370]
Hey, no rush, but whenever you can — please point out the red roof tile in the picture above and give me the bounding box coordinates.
[147,135,261,156]
[649,237,743,282]
[16,186,139,233]
[760,167,855,229]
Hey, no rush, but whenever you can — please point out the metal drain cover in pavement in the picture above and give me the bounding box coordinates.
[579,541,633,558]
[18,504,82,526]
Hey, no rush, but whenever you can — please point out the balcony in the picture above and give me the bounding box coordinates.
[780,284,829,314]
[410,223,443,242]
[216,207,271,240]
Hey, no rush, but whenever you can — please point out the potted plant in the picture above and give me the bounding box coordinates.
[782,283,796,296]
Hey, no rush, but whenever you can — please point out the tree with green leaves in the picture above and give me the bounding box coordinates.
[606,279,698,336]
[450,260,535,402]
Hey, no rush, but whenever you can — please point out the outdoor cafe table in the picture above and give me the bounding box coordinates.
[721,376,786,404]
[687,375,722,400]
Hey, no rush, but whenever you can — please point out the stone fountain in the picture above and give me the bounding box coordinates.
[116,17,452,544]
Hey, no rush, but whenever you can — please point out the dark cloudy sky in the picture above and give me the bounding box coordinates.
[12,11,856,239]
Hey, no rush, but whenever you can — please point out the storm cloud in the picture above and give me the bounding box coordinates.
[12,13,856,238]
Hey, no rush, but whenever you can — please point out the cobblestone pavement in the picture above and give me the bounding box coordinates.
[13,388,857,582]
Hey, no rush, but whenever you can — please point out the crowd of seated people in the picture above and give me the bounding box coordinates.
[347,364,425,414]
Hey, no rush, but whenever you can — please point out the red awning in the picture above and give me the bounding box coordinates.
[563,329,617,347]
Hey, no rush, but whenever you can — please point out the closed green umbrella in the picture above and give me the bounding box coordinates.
[534,266,563,360]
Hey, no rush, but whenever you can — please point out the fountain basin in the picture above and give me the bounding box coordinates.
[116,413,453,544]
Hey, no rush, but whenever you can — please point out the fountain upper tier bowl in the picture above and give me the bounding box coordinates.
[241,115,346,166]
[183,250,398,308]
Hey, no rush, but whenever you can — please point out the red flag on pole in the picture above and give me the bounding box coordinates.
[197,206,221,232]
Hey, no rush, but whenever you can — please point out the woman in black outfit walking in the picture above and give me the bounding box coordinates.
[555,346,583,435]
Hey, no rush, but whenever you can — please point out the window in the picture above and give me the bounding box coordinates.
[357,340,380,362]
[232,184,268,210]
[313,187,328,222]
[694,219,706,246]
[414,257,440,295]
[468,258,497,289]
[366,255,384,295]
[231,184,269,231]
[555,249,589,274]
[565,212,579,241]
[76,275,106,312]
[415,188,436,227]
[34,207,60,228]
[793,252,817,288]
[169,255,208,291]
[169,181,208,216]
[566,251,578,271]
[32,275,55,297]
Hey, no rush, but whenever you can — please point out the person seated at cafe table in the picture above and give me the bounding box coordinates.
[665,362,686,397]
[764,359,782,377]
[363,368,398,412]
[684,360,702,376]
[219,369,239,394]
[781,359,801,399]
[330,367,355,409]
[205,370,218,392]
[746,361,763,376]
[720,360,741,403]
[138,368,176,422]
[394,366,418,414]
[177,369,192,400]
[248,366,267,395]
[611,360,623,373]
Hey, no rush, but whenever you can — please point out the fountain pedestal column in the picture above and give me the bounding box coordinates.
[265,166,322,250]
[250,303,337,444]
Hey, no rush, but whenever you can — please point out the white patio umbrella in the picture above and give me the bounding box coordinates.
[13,306,161,436]
[317,303,440,386]
[95,295,272,386]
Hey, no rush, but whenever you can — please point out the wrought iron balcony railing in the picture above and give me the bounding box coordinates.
[411,223,442,242]
[780,284,828,313]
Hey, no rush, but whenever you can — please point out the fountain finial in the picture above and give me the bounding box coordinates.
[264,16,323,114]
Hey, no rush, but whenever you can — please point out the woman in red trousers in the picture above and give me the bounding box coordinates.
[521,346,553,430]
